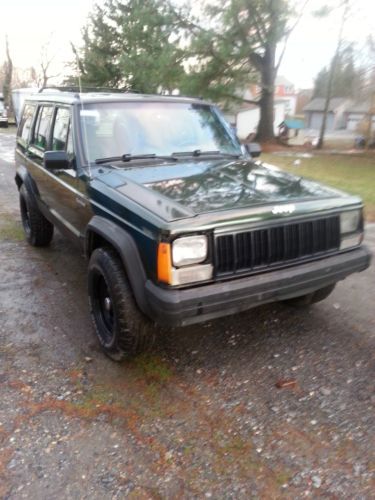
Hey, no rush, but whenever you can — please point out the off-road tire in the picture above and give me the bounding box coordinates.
[283,284,336,307]
[19,184,54,246]
[88,247,155,361]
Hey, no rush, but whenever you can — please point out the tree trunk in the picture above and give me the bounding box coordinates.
[315,60,334,150]
[316,0,349,150]
[3,36,13,113]
[365,90,375,149]
[256,46,276,142]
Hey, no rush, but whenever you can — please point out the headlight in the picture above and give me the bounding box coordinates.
[172,235,208,267]
[340,209,363,250]
[157,238,212,285]
[340,210,361,234]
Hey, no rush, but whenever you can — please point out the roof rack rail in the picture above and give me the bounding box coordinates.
[38,85,136,94]
[158,92,204,100]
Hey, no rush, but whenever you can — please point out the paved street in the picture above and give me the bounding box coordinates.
[0,129,374,498]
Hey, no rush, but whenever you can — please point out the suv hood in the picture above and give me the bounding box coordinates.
[95,158,355,223]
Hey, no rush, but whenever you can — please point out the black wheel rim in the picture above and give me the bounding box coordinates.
[92,272,115,346]
[20,194,31,237]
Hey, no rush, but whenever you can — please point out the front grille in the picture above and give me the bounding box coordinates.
[215,215,340,275]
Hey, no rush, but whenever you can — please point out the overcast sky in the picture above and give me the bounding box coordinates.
[279,0,375,88]
[1,0,375,90]
[1,0,94,80]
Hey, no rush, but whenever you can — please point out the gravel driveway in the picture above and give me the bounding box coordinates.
[0,129,374,498]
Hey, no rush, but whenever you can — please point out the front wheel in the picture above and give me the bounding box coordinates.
[88,247,155,361]
[283,284,336,307]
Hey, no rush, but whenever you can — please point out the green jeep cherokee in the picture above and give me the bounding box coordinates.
[15,89,372,360]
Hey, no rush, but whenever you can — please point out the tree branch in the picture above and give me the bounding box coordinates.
[70,42,86,75]
[249,52,264,71]
[219,93,260,106]
[276,0,310,72]
[247,5,267,47]
[169,2,244,53]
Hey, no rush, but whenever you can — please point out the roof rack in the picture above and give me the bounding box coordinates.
[37,86,202,99]
[157,92,204,100]
[38,85,136,94]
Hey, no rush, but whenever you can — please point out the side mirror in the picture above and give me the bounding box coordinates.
[44,150,70,170]
[245,142,262,158]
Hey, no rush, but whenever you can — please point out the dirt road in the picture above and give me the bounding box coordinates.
[0,129,374,498]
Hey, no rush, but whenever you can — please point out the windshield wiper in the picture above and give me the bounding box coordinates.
[95,153,178,165]
[172,149,241,159]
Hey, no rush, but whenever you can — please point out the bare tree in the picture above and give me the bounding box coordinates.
[38,37,60,87]
[316,0,350,150]
[2,35,13,112]
[364,37,375,148]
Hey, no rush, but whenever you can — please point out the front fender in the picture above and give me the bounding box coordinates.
[15,165,39,192]
[15,165,40,208]
[85,216,151,318]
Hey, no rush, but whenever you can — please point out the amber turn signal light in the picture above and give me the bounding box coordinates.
[157,242,172,284]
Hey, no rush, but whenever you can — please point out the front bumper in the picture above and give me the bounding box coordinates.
[145,246,372,327]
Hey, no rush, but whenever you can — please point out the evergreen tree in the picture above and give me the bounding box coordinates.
[175,0,303,141]
[313,47,361,99]
[70,0,305,141]
[71,0,185,93]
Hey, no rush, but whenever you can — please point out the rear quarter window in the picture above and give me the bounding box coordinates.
[52,107,71,151]
[17,103,36,146]
[32,105,54,151]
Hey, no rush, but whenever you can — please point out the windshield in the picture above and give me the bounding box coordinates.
[79,101,242,163]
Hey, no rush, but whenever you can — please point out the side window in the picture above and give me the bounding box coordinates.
[52,108,70,151]
[17,104,36,145]
[32,106,54,151]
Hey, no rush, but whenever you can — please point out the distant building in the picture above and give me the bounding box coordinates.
[303,98,352,130]
[236,100,286,140]
[345,100,375,131]
[295,89,313,115]
[228,76,299,140]
[274,75,298,116]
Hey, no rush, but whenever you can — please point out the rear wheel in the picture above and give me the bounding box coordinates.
[283,284,336,307]
[88,247,155,361]
[19,184,54,246]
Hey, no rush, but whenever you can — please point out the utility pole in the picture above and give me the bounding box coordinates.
[316,0,349,150]
[365,90,375,149]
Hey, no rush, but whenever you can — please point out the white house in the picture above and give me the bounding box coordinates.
[223,76,299,139]
[274,75,298,116]
[236,100,286,140]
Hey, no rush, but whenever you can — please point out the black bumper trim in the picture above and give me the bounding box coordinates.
[145,246,372,327]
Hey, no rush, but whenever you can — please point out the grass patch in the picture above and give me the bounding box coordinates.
[77,386,114,410]
[262,152,375,221]
[0,219,24,241]
[131,354,173,384]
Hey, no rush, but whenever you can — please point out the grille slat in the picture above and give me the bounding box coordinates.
[215,216,340,275]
